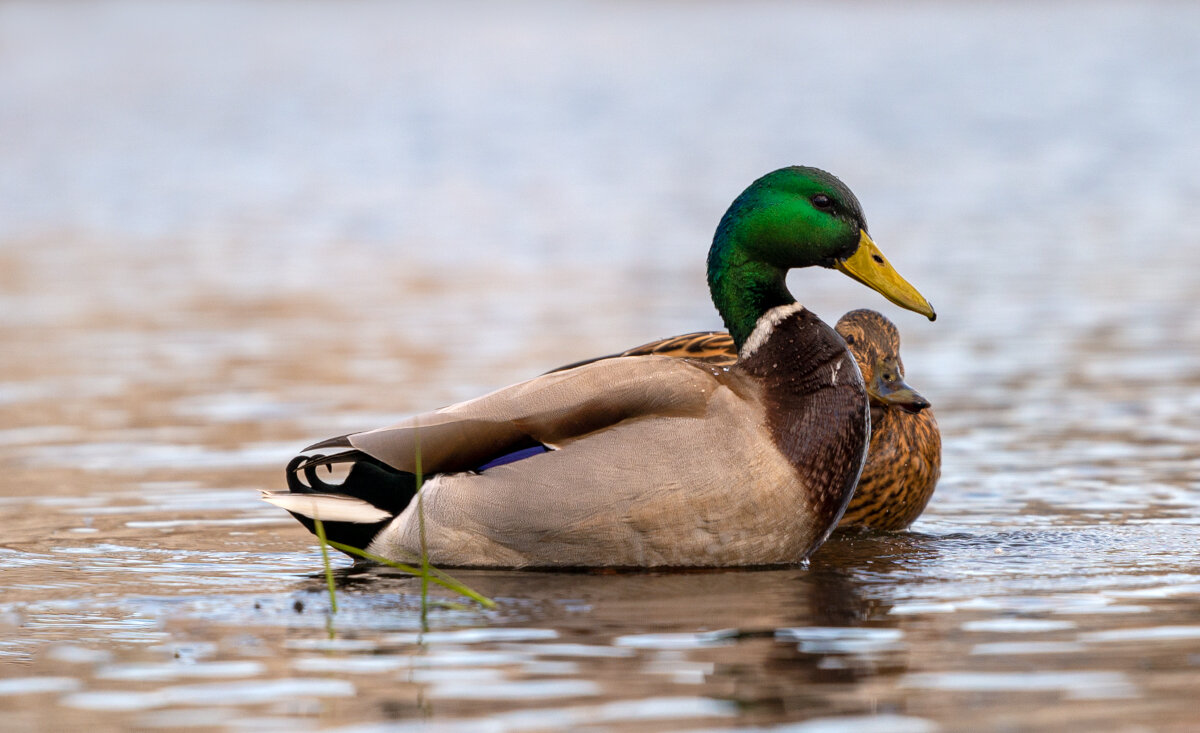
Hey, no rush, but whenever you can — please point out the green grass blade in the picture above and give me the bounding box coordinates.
[313,516,338,615]
[415,423,429,628]
[324,540,496,609]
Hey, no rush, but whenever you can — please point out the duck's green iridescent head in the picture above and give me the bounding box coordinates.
[708,166,935,347]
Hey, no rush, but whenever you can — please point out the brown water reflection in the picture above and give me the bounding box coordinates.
[3,1,1200,731]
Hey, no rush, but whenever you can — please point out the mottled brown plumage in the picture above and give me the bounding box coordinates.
[572,309,941,530]
[832,310,940,530]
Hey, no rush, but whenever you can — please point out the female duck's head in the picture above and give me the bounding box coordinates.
[708,166,935,347]
[836,308,931,414]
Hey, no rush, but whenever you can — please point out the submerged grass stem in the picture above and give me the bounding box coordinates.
[416,424,429,627]
[314,516,338,615]
[325,540,495,609]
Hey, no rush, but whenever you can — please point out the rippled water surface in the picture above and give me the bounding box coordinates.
[2,1,1199,731]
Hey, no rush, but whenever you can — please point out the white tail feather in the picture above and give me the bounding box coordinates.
[261,491,393,524]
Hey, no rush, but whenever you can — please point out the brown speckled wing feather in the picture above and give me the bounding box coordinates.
[550,331,737,372]
[617,331,738,364]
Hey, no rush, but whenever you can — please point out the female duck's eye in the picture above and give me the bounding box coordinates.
[844,334,856,345]
[811,194,833,210]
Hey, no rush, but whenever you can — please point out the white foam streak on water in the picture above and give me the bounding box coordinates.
[970,642,1088,656]
[900,671,1138,700]
[1078,626,1200,643]
[59,678,357,711]
[427,678,601,701]
[758,716,941,733]
[961,619,1077,633]
[0,677,83,695]
[614,630,738,650]
[390,627,561,644]
[328,697,737,733]
[94,660,266,681]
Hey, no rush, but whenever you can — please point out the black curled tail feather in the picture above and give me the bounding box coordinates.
[284,451,419,555]
[286,452,417,514]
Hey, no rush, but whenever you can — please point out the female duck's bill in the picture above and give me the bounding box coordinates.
[263,166,936,568]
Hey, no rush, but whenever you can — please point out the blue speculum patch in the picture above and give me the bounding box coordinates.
[476,445,549,471]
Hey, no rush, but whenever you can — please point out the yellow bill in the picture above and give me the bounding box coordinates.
[835,231,936,321]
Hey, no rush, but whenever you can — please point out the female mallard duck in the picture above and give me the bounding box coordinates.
[832,310,941,530]
[573,309,941,531]
[262,166,935,568]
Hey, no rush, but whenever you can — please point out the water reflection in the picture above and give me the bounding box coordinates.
[283,562,921,721]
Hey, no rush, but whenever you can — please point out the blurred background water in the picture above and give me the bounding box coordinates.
[1,1,1198,731]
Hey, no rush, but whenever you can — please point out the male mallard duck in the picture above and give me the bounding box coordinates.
[262,166,935,568]
[560,309,941,531]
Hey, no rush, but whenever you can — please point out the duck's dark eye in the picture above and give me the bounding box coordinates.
[811,194,833,211]
[844,334,856,345]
